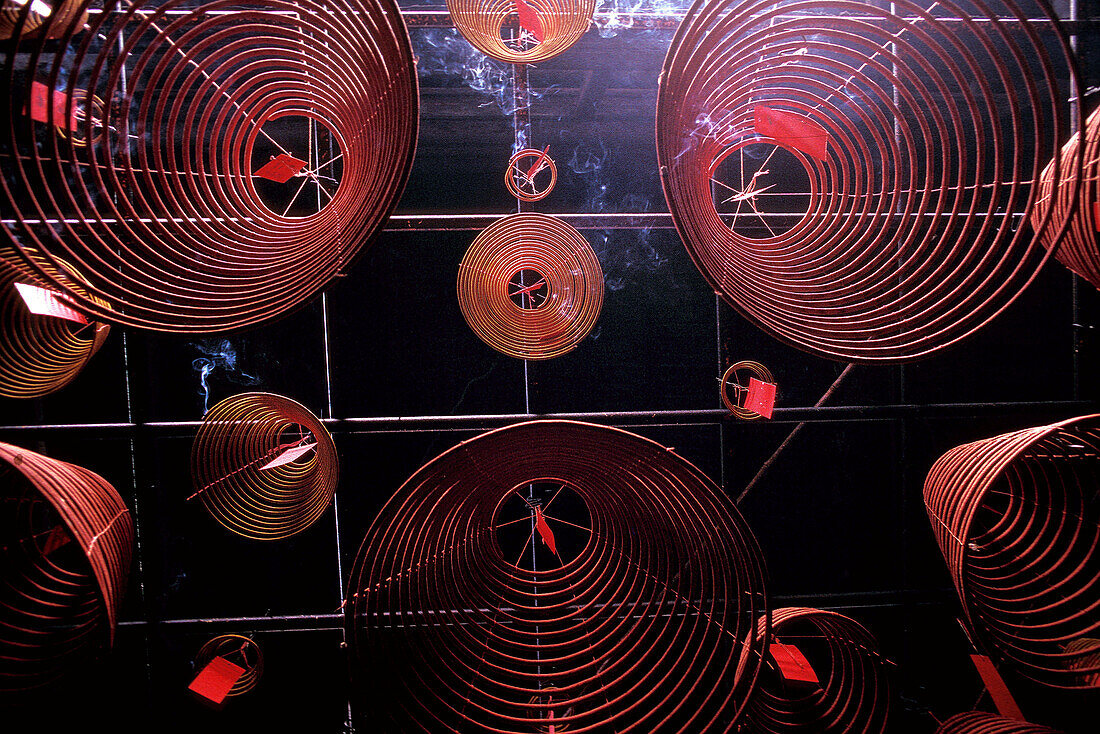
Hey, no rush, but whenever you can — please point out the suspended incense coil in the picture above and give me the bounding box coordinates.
[345,420,769,732]
[190,392,338,541]
[721,360,775,420]
[1031,105,1100,289]
[446,0,596,64]
[744,607,890,733]
[924,414,1100,690]
[656,0,1082,363]
[0,0,87,41]
[458,213,604,360]
[0,0,417,333]
[0,441,133,692]
[193,635,264,696]
[506,148,558,202]
[0,251,110,399]
[934,712,1062,734]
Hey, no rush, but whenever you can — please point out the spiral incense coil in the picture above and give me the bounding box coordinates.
[720,361,775,420]
[506,148,558,202]
[0,251,110,399]
[656,0,1082,363]
[924,414,1100,690]
[345,420,769,733]
[193,635,264,696]
[0,0,87,41]
[1,0,417,333]
[744,607,890,733]
[0,441,133,692]
[447,0,596,64]
[458,213,604,360]
[190,393,338,541]
[934,712,1062,734]
[1031,105,1100,289]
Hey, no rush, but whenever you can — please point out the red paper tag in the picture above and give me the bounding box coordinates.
[526,145,550,179]
[260,442,316,470]
[1092,201,1099,232]
[188,656,245,706]
[41,525,71,555]
[515,0,544,41]
[770,642,819,684]
[754,105,828,162]
[28,82,79,131]
[970,654,1025,721]
[14,283,89,324]
[534,506,558,557]
[253,153,308,184]
[744,377,776,419]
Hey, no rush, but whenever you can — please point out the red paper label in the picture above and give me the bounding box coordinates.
[260,442,316,470]
[14,283,89,324]
[515,0,544,41]
[526,145,551,179]
[42,525,71,555]
[744,377,776,419]
[188,656,245,706]
[28,82,80,130]
[754,105,828,162]
[770,642,819,684]
[970,654,1025,721]
[253,153,308,184]
[534,506,558,557]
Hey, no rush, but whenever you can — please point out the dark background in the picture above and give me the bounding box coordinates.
[3,1,1100,732]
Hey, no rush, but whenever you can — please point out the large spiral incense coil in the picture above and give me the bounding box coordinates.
[0,0,417,333]
[447,0,596,64]
[458,213,604,360]
[744,607,890,733]
[1,251,110,398]
[924,414,1100,690]
[345,420,769,733]
[934,712,1062,733]
[656,0,1081,363]
[193,634,264,696]
[0,441,133,692]
[1031,105,1100,289]
[190,392,338,541]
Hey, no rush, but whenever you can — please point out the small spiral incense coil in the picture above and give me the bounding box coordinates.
[924,414,1100,690]
[1031,105,1100,289]
[1,251,110,399]
[447,0,596,64]
[190,393,338,541]
[0,441,133,692]
[0,0,87,41]
[506,147,557,202]
[934,712,1062,733]
[458,213,604,360]
[657,0,1081,363]
[345,420,769,733]
[720,361,775,420]
[744,607,890,733]
[193,635,264,696]
[1,0,417,333]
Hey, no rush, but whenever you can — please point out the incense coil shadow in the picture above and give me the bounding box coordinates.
[934,712,1062,733]
[1,0,417,332]
[0,441,133,693]
[458,213,604,360]
[447,0,596,64]
[345,420,769,732]
[190,392,337,541]
[924,414,1100,690]
[1,251,111,398]
[744,607,890,733]
[656,0,1082,362]
[1032,105,1100,290]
